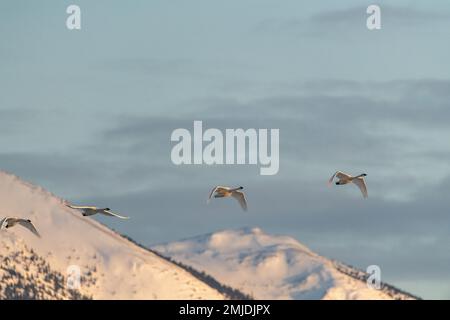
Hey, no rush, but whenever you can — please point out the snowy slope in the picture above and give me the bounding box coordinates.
[0,171,225,300]
[153,227,418,300]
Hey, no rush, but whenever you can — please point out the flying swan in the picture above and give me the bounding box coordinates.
[0,217,41,237]
[328,171,368,198]
[208,186,248,211]
[66,204,130,219]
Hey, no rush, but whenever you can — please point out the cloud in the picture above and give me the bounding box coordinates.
[97,78,450,170]
[65,79,448,223]
[0,152,110,197]
[81,74,450,237]
[3,77,450,299]
[309,5,449,26]
[257,5,450,36]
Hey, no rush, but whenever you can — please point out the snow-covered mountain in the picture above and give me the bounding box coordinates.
[0,170,419,300]
[153,227,419,300]
[0,171,228,300]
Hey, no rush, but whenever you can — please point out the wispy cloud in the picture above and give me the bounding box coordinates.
[257,5,450,36]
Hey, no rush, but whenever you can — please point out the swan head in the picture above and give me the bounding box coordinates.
[105,208,111,211]
[361,173,367,177]
[239,186,244,190]
[27,219,31,222]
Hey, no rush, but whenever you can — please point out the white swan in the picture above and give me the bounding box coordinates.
[328,171,368,198]
[208,186,248,211]
[0,217,41,238]
[66,204,130,219]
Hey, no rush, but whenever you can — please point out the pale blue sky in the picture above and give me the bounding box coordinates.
[1,1,450,299]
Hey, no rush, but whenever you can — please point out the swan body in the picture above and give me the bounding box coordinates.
[0,217,41,237]
[66,204,130,219]
[208,186,248,211]
[328,171,368,198]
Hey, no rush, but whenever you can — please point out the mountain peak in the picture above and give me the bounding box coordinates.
[153,227,417,300]
[0,172,225,299]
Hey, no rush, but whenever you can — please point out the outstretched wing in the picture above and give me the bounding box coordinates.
[336,172,351,180]
[328,172,338,185]
[66,204,97,210]
[102,210,130,219]
[0,217,8,230]
[328,171,351,185]
[207,186,229,202]
[232,191,248,211]
[18,219,41,238]
[352,178,368,198]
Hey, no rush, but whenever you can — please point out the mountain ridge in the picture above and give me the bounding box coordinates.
[0,170,419,300]
[153,227,419,300]
[0,170,229,300]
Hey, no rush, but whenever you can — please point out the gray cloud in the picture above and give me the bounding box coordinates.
[3,76,449,299]
[95,79,450,174]
[0,152,112,197]
[74,77,449,298]
[309,5,449,26]
[257,5,450,36]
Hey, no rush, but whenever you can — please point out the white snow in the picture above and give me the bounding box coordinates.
[153,227,416,300]
[0,171,224,300]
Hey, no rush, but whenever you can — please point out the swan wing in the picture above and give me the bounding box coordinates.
[328,172,338,185]
[0,217,9,230]
[232,191,248,211]
[336,171,351,180]
[329,171,352,184]
[66,204,97,210]
[208,186,219,202]
[352,177,368,198]
[208,186,229,202]
[102,210,130,219]
[17,219,41,238]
